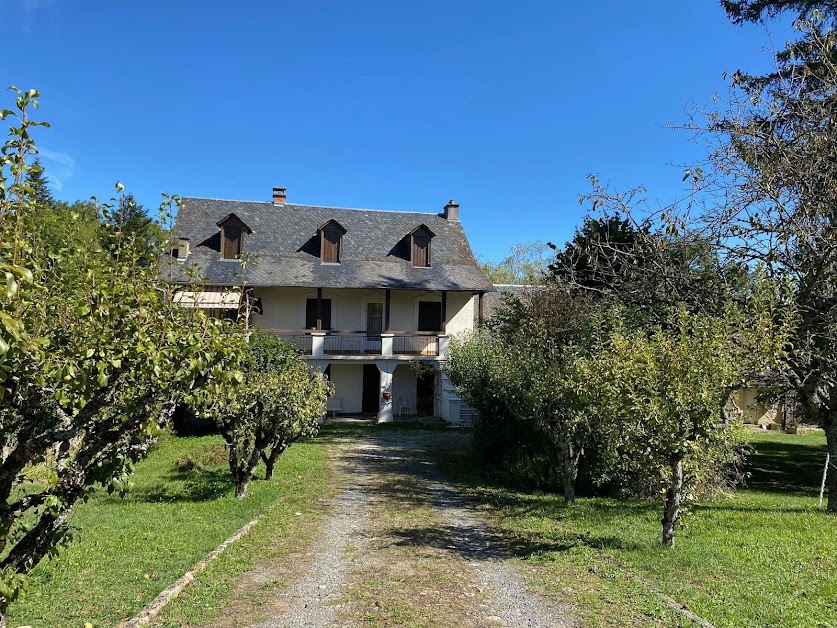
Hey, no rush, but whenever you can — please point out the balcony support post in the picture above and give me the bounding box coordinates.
[438,334,449,359]
[311,332,326,357]
[377,360,395,423]
[381,333,394,357]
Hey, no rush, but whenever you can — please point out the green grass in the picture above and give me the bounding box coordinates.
[7,433,333,628]
[438,429,837,627]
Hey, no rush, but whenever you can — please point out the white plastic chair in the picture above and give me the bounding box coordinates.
[398,396,412,416]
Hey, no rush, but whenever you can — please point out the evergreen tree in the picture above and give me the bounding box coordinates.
[102,192,160,266]
[24,157,54,207]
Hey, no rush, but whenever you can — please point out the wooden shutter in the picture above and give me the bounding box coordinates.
[321,229,341,263]
[412,235,430,267]
[222,226,242,259]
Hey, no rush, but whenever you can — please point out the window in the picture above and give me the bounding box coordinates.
[409,224,434,267]
[417,301,442,332]
[318,220,346,263]
[216,213,252,260]
[305,298,332,330]
[366,302,384,338]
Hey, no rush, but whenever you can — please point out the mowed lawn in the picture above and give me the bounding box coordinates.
[439,429,837,627]
[7,433,333,628]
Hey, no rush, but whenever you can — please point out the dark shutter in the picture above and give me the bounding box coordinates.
[305,298,332,330]
[321,229,341,263]
[417,301,442,332]
[412,235,430,267]
[222,226,242,259]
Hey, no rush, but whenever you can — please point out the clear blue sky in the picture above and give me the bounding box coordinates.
[3,0,784,262]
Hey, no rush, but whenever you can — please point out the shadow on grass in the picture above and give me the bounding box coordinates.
[743,437,827,496]
[100,468,234,504]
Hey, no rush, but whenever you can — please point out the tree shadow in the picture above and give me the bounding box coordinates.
[743,437,827,496]
[115,468,234,504]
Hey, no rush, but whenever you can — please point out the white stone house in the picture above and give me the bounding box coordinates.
[167,187,494,425]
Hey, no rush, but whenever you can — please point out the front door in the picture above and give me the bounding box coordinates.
[362,364,379,414]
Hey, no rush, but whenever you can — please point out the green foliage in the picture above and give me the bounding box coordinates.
[198,333,332,497]
[23,158,53,208]
[100,191,163,267]
[0,88,243,617]
[547,210,647,295]
[722,0,835,24]
[695,11,837,509]
[480,241,551,285]
[447,288,607,502]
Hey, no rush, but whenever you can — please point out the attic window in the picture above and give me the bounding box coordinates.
[409,224,435,267]
[216,213,253,260]
[318,220,346,264]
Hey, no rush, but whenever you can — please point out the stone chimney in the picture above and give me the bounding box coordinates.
[443,199,460,221]
[272,186,287,205]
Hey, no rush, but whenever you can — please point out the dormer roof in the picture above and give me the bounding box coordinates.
[408,223,435,237]
[216,213,253,234]
[316,219,347,234]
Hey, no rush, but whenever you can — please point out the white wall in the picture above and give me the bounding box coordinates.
[251,287,475,334]
[327,363,365,413]
[392,364,418,415]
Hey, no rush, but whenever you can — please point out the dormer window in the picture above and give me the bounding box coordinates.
[409,224,435,267]
[318,219,346,264]
[216,213,253,260]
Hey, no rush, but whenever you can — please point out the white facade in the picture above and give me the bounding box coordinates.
[248,286,477,425]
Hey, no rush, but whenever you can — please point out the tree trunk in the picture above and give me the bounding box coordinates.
[826,417,837,514]
[262,444,287,481]
[229,447,256,500]
[561,440,582,505]
[234,473,251,499]
[662,454,683,547]
[1,599,7,628]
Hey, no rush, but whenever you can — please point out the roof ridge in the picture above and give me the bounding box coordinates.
[182,196,444,217]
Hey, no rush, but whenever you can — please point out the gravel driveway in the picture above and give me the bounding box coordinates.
[259,429,573,627]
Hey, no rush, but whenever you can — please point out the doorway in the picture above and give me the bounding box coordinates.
[416,370,435,416]
[362,364,379,414]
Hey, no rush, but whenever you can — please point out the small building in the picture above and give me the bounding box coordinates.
[166,187,493,424]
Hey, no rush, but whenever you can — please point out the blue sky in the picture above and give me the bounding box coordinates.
[3,0,784,262]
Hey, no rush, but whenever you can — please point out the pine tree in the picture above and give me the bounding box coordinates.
[25,157,55,207]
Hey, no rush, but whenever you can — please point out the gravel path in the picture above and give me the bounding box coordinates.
[259,430,573,627]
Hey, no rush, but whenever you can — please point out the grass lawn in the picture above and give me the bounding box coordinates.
[6,432,333,628]
[438,428,837,627]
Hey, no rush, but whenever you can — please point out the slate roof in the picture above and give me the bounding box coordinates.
[166,197,494,292]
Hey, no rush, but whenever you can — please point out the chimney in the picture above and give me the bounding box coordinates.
[443,199,460,221]
[272,186,287,205]
[176,237,190,261]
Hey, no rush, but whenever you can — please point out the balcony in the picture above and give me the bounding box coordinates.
[263,330,444,358]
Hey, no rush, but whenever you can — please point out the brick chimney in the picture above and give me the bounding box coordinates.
[443,199,460,221]
[272,186,287,205]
